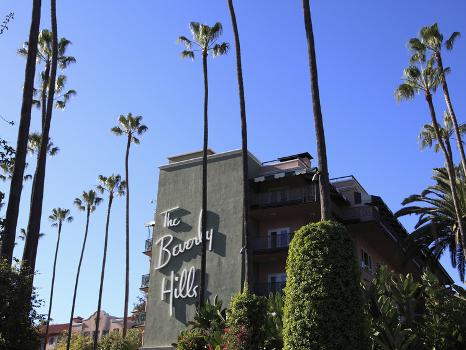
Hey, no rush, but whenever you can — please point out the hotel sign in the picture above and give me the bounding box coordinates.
[154,207,214,316]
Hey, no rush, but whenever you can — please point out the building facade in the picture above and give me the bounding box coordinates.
[141,149,451,350]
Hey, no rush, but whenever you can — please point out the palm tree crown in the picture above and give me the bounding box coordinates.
[49,207,73,227]
[110,113,147,143]
[418,112,466,153]
[96,174,126,197]
[74,190,102,213]
[178,22,229,58]
[28,132,60,156]
[396,168,465,281]
[395,61,441,101]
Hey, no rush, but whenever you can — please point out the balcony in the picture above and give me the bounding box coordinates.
[254,282,286,296]
[250,185,317,209]
[337,205,380,223]
[140,274,150,291]
[254,233,292,252]
[143,238,152,256]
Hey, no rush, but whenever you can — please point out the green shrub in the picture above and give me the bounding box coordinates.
[224,283,267,350]
[283,221,369,350]
[98,329,142,350]
[55,332,92,350]
[175,328,208,350]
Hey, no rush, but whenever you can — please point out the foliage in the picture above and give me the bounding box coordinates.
[98,329,142,350]
[175,328,208,350]
[189,295,226,333]
[363,266,466,349]
[178,22,229,59]
[263,293,284,350]
[0,259,43,350]
[224,283,267,350]
[283,221,369,350]
[395,167,466,281]
[55,332,92,350]
[0,13,14,35]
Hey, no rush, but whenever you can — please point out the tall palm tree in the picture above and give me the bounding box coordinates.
[93,174,126,350]
[44,207,73,349]
[302,0,332,220]
[65,190,102,350]
[1,0,42,265]
[227,0,250,289]
[409,24,465,175]
[396,61,466,259]
[178,22,228,306]
[22,0,64,276]
[395,168,465,282]
[110,113,147,337]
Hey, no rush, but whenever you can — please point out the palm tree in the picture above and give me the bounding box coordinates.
[0,160,32,182]
[178,22,229,305]
[93,174,126,350]
[1,0,42,265]
[301,0,332,220]
[16,228,45,245]
[44,207,73,349]
[110,113,147,337]
[227,0,251,290]
[418,112,466,163]
[65,190,102,350]
[22,14,76,275]
[396,60,466,259]
[395,168,465,282]
[409,24,465,175]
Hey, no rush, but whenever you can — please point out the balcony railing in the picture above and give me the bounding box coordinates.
[134,311,146,325]
[254,233,292,251]
[337,205,380,223]
[144,238,152,253]
[250,185,317,208]
[140,274,150,290]
[254,282,286,296]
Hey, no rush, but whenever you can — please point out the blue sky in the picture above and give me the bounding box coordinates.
[1,0,465,323]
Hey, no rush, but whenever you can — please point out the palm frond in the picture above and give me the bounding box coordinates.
[212,42,229,57]
[181,50,195,60]
[445,31,460,51]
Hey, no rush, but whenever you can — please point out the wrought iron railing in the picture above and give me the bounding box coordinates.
[144,238,152,253]
[140,274,150,289]
[254,233,292,251]
[250,185,317,208]
[254,282,286,296]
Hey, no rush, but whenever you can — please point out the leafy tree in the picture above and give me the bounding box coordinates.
[283,221,369,350]
[1,0,42,265]
[111,113,147,337]
[65,190,102,350]
[0,12,14,35]
[56,332,92,350]
[0,259,43,350]
[409,24,465,176]
[264,293,284,350]
[301,0,332,220]
[227,0,251,288]
[178,21,229,305]
[396,167,466,281]
[396,55,466,261]
[93,174,126,350]
[44,208,73,347]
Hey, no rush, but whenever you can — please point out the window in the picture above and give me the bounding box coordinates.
[49,337,54,345]
[268,228,290,248]
[268,273,286,293]
[354,191,362,204]
[361,249,372,273]
[268,187,288,204]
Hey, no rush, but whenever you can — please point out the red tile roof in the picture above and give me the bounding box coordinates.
[38,323,69,336]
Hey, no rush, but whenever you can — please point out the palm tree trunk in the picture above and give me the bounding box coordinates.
[199,50,209,306]
[228,0,250,291]
[22,0,59,276]
[41,61,50,128]
[436,52,466,177]
[302,0,332,221]
[123,136,131,337]
[426,92,466,259]
[93,194,113,350]
[66,209,90,350]
[44,221,61,350]
[0,0,42,264]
